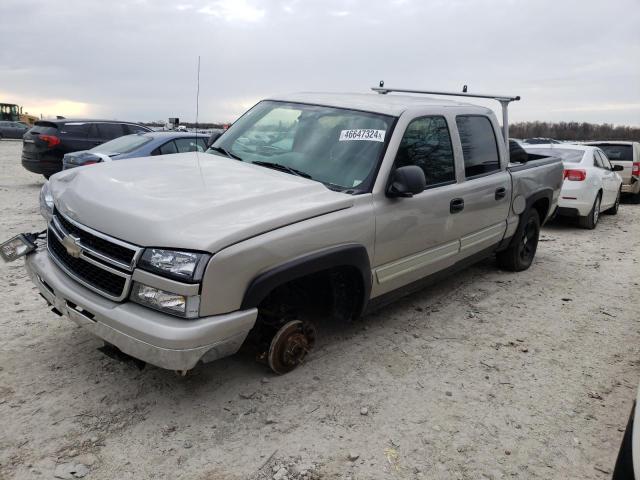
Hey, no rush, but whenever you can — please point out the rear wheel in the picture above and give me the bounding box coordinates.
[605,189,621,215]
[497,209,540,272]
[578,193,601,229]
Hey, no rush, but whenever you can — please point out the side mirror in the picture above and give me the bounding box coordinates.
[207,131,223,148]
[387,165,426,198]
[612,164,624,171]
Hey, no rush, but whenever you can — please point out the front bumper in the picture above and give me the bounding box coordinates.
[25,248,258,370]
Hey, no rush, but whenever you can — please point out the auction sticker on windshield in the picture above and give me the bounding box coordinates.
[339,129,386,142]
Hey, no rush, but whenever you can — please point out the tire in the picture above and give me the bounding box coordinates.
[497,208,540,272]
[578,193,601,229]
[605,189,621,215]
[612,401,635,479]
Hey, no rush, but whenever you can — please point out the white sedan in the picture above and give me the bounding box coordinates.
[523,144,623,229]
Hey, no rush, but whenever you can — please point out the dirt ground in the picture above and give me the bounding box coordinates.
[1,138,639,480]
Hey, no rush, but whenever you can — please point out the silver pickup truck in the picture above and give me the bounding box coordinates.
[2,88,563,374]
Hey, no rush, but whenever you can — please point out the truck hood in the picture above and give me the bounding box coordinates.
[49,152,354,252]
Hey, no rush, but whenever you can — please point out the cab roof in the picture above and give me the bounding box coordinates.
[267,92,481,117]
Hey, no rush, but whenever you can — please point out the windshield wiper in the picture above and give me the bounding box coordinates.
[252,161,312,179]
[208,146,243,161]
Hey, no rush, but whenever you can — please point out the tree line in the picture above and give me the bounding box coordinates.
[510,121,640,141]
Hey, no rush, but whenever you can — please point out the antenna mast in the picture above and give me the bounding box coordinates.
[195,56,201,132]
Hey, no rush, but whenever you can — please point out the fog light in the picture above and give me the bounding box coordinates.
[0,234,36,262]
[130,282,200,318]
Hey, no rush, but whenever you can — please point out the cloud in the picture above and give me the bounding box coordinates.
[198,0,265,22]
[0,0,638,125]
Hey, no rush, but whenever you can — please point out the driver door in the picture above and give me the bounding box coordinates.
[372,115,465,296]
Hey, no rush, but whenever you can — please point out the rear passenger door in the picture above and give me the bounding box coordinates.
[596,150,618,207]
[453,115,511,257]
[60,122,91,152]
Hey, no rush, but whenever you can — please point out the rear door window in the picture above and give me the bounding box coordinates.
[196,138,208,151]
[96,123,125,140]
[174,138,205,153]
[596,151,612,169]
[126,124,149,134]
[61,122,90,138]
[593,151,605,168]
[158,140,178,155]
[456,115,501,178]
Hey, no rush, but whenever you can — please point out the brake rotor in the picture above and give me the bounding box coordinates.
[267,320,316,374]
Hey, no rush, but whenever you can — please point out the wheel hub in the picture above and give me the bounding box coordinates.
[267,320,316,374]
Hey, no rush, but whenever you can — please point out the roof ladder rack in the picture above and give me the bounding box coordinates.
[372,82,520,152]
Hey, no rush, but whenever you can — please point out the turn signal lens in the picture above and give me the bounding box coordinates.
[563,169,586,181]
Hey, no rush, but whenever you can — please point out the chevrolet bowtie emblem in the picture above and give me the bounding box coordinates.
[61,234,82,258]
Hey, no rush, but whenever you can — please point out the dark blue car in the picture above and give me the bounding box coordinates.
[62,131,210,170]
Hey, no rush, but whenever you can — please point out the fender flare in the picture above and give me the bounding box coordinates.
[498,188,554,251]
[240,244,372,316]
[525,188,554,224]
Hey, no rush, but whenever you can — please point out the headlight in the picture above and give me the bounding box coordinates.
[39,181,54,221]
[138,248,210,282]
[130,282,200,318]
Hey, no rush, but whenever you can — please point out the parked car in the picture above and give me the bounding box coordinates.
[21,119,151,178]
[585,141,640,203]
[5,90,563,374]
[62,132,210,170]
[0,120,30,139]
[523,137,562,144]
[523,144,623,228]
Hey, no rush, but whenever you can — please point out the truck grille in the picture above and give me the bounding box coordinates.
[48,230,127,297]
[47,210,142,301]
[55,210,135,265]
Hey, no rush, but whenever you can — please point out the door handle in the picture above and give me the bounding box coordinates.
[450,198,464,214]
[495,187,507,200]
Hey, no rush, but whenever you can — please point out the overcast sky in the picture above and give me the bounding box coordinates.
[1,0,639,125]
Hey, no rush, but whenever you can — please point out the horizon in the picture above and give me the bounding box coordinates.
[1,0,639,127]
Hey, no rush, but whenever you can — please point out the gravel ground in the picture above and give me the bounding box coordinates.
[1,138,639,480]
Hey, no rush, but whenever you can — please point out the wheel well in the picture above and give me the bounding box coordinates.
[256,266,365,325]
[530,197,550,222]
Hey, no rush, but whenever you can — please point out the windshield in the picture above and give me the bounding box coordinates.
[525,148,585,163]
[89,134,152,155]
[207,100,395,191]
[595,144,633,161]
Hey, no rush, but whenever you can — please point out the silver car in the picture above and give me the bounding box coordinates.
[0,120,30,139]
